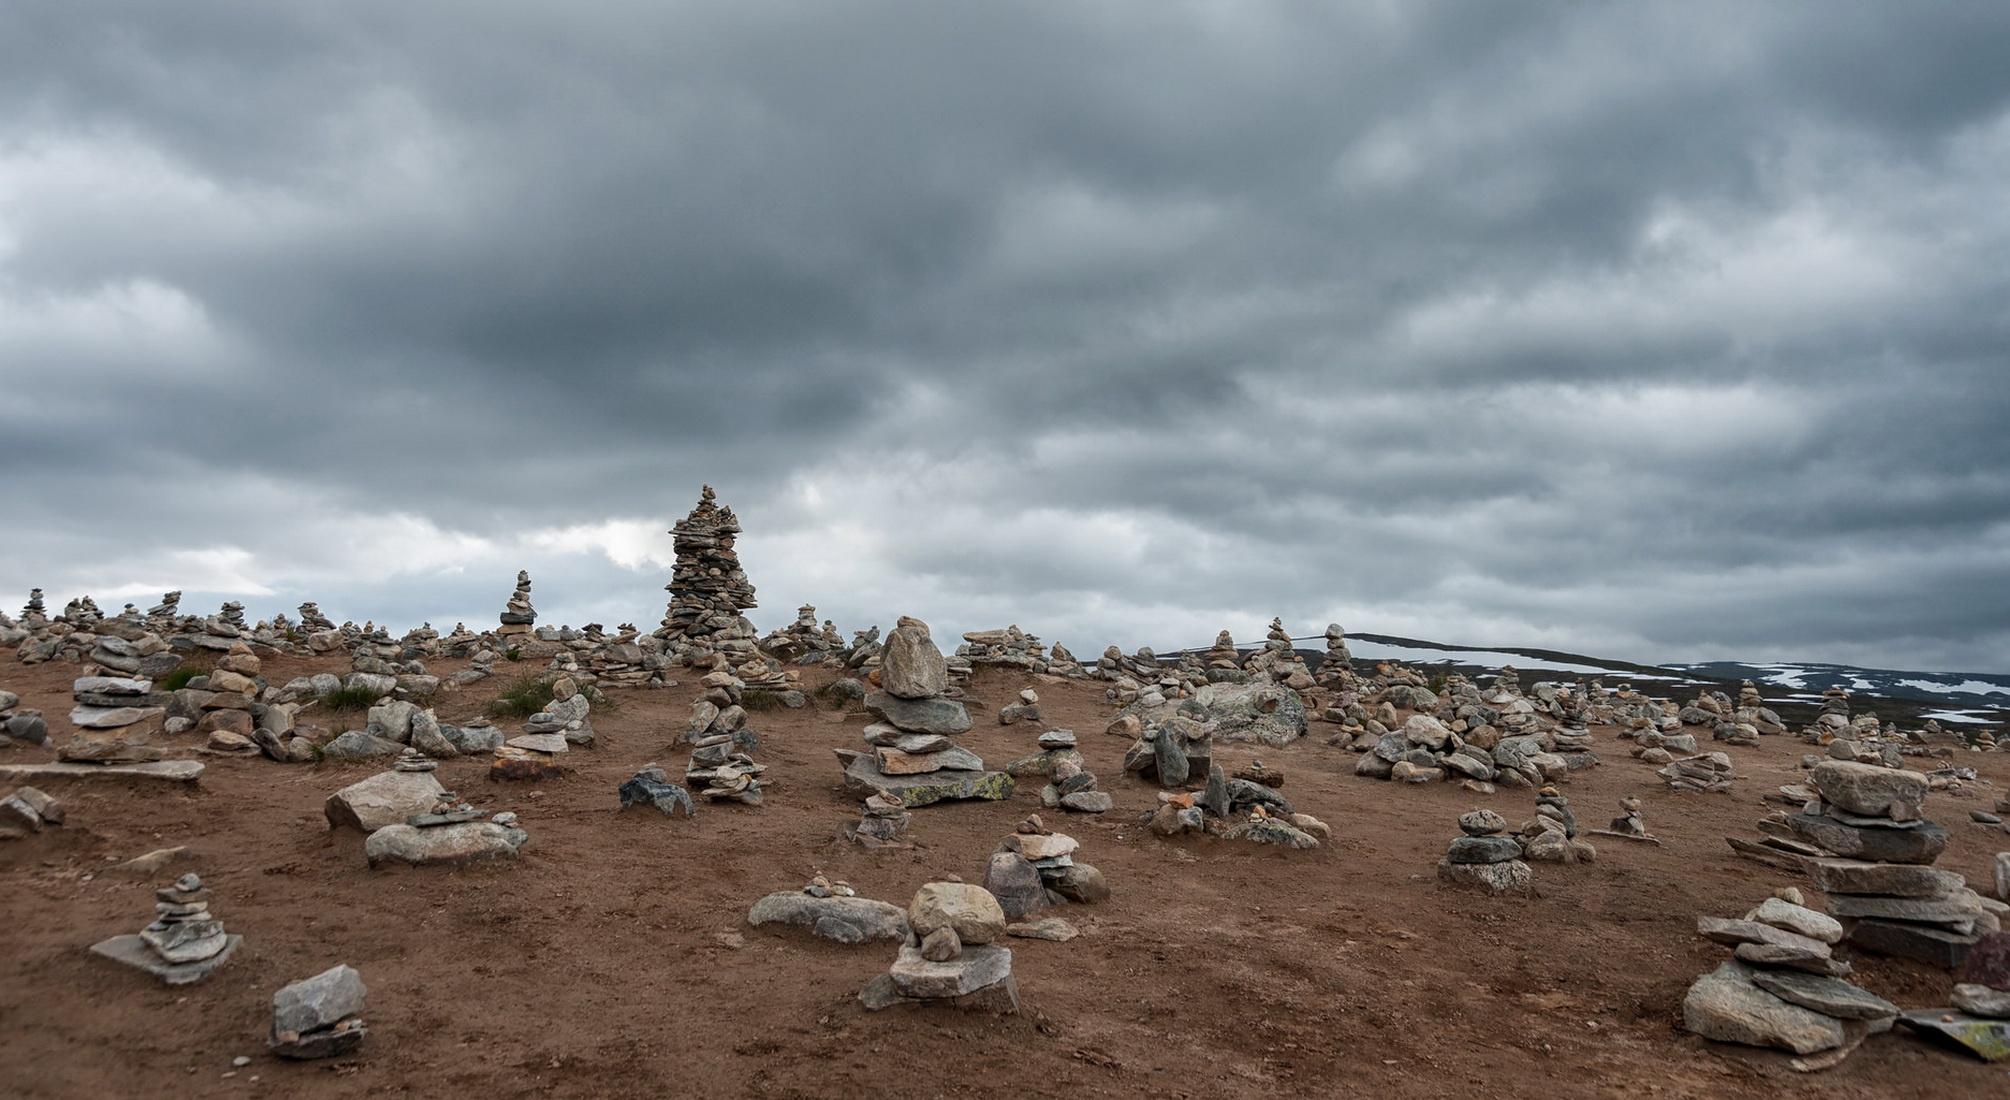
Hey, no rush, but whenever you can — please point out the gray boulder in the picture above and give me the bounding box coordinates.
[747,891,909,942]
[1682,960,1845,1054]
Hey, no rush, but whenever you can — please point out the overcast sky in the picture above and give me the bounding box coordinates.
[3,2,2008,672]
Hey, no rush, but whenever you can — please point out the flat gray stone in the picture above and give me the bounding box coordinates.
[318,731,405,759]
[1749,897,1845,944]
[72,676,152,695]
[0,760,203,783]
[1447,836,1524,864]
[1698,917,1832,956]
[1827,891,1985,929]
[888,942,1011,998]
[864,692,972,736]
[1810,760,1928,817]
[506,733,569,754]
[1809,857,1965,898]
[68,704,164,729]
[1953,983,2010,1019]
[90,933,241,985]
[1436,857,1531,895]
[1748,969,1895,1020]
[840,754,1014,807]
[271,964,366,1036]
[746,891,909,942]
[1897,1010,2010,1062]
[363,822,527,866]
[1786,812,1948,864]
[1682,960,1846,1055]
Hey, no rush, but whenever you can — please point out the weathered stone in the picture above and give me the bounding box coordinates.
[1749,897,1845,945]
[1458,809,1508,837]
[1006,918,1079,941]
[747,891,909,942]
[864,692,972,735]
[1808,858,1965,899]
[1698,918,1833,957]
[1809,760,1929,817]
[840,755,1013,807]
[919,925,962,962]
[1682,961,1846,1055]
[1848,918,1978,969]
[888,942,1011,998]
[1048,863,1109,904]
[1447,836,1524,864]
[363,822,528,866]
[879,622,949,699]
[1786,812,1948,864]
[1958,932,2010,990]
[68,705,164,729]
[90,932,242,985]
[1437,858,1531,895]
[1733,942,1849,976]
[1952,983,2010,1019]
[1746,969,1895,1019]
[875,744,985,775]
[489,745,564,781]
[325,771,447,833]
[983,851,1048,920]
[1004,832,1079,861]
[1896,1010,2010,1062]
[908,883,1006,946]
[1827,891,1986,929]
[271,964,366,1038]
[1059,790,1113,813]
[318,731,405,760]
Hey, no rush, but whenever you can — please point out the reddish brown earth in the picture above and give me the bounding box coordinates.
[2,650,2007,1099]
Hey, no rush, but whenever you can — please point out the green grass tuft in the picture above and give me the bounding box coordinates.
[317,684,381,712]
[157,667,203,692]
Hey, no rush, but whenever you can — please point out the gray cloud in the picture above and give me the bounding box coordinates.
[3,1,2009,671]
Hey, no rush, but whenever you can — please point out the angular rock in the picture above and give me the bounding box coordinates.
[325,771,448,832]
[1808,858,1965,899]
[1749,897,1845,945]
[1809,760,1928,817]
[879,622,949,699]
[888,942,1011,998]
[1437,858,1531,895]
[1849,918,1978,969]
[908,883,1006,946]
[983,851,1048,920]
[89,932,242,985]
[1682,961,1846,1054]
[864,692,973,736]
[840,755,1013,807]
[1747,968,1896,1019]
[271,964,366,1037]
[1786,813,1948,864]
[1048,863,1109,904]
[318,731,406,760]
[1952,983,2010,1019]
[1447,836,1524,865]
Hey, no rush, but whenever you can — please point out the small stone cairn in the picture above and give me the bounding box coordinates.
[1006,728,1113,813]
[682,662,766,804]
[846,791,912,847]
[1,686,48,745]
[1657,750,1735,793]
[619,762,696,817]
[67,673,163,735]
[1518,787,1596,863]
[1438,808,1532,894]
[90,872,242,984]
[860,883,1019,1013]
[657,486,760,664]
[1683,888,1896,1065]
[960,626,1049,672]
[997,687,1042,726]
[0,785,63,839]
[836,618,1012,807]
[497,570,536,640]
[983,814,1110,924]
[269,964,367,1059]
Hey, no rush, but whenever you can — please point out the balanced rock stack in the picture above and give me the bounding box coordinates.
[960,625,1049,672]
[497,570,536,639]
[1010,729,1113,814]
[298,601,336,633]
[490,674,592,780]
[269,964,368,1059]
[1202,631,1244,682]
[747,876,910,944]
[195,642,264,746]
[619,762,697,817]
[860,883,1019,1013]
[683,664,766,805]
[1519,787,1596,864]
[846,791,912,847]
[1683,889,1897,1064]
[90,873,242,984]
[837,618,1012,807]
[983,814,1111,920]
[0,785,64,839]
[656,486,760,663]
[997,687,1042,725]
[69,674,163,733]
[1438,808,1532,895]
[364,804,528,867]
[1657,750,1735,793]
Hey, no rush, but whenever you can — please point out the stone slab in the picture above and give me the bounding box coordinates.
[1897,1010,2010,1062]
[840,755,1014,807]
[1848,918,1978,970]
[888,942,1012,998]
[0,760,204,783]
[90,933,241,985]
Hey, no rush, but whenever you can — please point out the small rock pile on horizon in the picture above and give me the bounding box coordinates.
[496,569,537,640]
[836,618,1013,808]
[1438,808,1533,894]
[656,486,761,665]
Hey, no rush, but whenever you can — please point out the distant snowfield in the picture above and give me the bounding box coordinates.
[1744,664,1810,689]
[1344,640,1678,681]
[1899,679,2010,698]
[1922,710,1995,725]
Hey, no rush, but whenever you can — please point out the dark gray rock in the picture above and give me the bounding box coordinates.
[1786,812,1948,864]
[747,891,909,942]
[1749,969,1898,1020]
[864,692,972,735]
[1447,836,1523,864]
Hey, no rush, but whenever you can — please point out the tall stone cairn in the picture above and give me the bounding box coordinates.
[657,486,760,662]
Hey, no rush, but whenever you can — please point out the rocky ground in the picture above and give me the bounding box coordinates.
[3,649,2007,1099]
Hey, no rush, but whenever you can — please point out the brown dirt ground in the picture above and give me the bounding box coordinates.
[2,650,2007,1099]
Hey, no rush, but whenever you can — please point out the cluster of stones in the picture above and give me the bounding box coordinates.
[1437,808,1533,894]
[1683,888,1897,1062]
[1133,740,1323,848]
[860,883,1019,1013]
[1005,728,1112,813]
[1620,722,1699,766]
[1657,750,1736,793]
[982,814,1110,926]
[0,685,48,746]
[836,618,1013,807]
[958,626,1053,673]
[1238,618,1316,689]
[681,661,766,804]
[845,791,911,847]
[269,964,368,1059]
[757,604,847,666]
[996,686,1043,726]
[0,784,63,839]
[1674,683,1786,746]
[326,765,528,866]
[497,570,537,640]
[1095,643,1200,707]
[618,762,697,818]
[1518,786,1597,863]
[656,486,760,664]
[1343,671,1596,791]
[489,673,596,781]
[90,873,242,984]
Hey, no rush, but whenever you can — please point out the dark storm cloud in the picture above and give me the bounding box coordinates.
[3,1,2009,669]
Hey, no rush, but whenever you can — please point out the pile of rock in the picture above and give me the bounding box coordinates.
[497,570,537,640]
[269,964,368,1059]
[0,687,47,745]
[997,687,1042,725]
[1438,808,1532,894]
[681,664,766,804]
[619,762,696,817]
[364,802,527,867]
[1683,890,1897,1065]
[0,785,63,839]
[1007,728,1113,813]
[982,814,1110,921]
[1901,934,2010,1061]
[1201,630,1244,681]
[959,626,1049,672]
[656,486,760,664]
[759,604,843,665]
[1810,858,2001,970]
[90,873,242,984]
[860,883,1019,1013]
[1121,715,1212,789]
[837,618,1012,807]
[1657,751,1735,793]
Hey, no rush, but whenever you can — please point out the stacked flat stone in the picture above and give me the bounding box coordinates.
[497,570,536,639]
[20,588,47,624]
[90,872,242,984]
[0,785,64,838]
[1518,787,1596,863]
[846,791,912,847]
[297,601,336,632]
[0,687,46,745]
[1624,724,1699,766]
[1657,750,1735,793]
[759,604,839,665]
[618,762,696,817]
[68,674,163,733]
[1355,711,1578,789]
[1438,808,1532,894]
[1319,622,1354,674]
[860,883,1018,1014]
[1122,715,1213,789]
[1001,728,1111,813]
[837,618,1012,807]
[365,805,527,867]
[983,814,1110,922]
[1045,642,1087,678]
[1201,630,1244,682]
[997,687,1043,726]
[193,642,264,747]
[656,486,760,663]
[1683,889,1896,1060]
